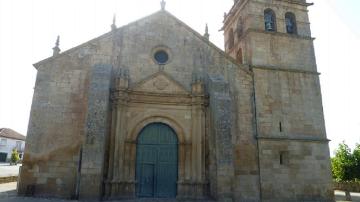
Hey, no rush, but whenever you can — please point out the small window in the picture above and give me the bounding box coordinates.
[16,141,22,150]
[154,50,169,65]
[285,12,297,34]
[264,9,276,32]
[279,151,289,165]
[227,29,235,50]
[0,139,6,146]
[236,18,244,38]
[236,48,243,64]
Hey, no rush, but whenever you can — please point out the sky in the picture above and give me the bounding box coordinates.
[0,0,359,155]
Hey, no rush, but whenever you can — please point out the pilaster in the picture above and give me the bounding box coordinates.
[79,64,112,200]
[207,74,235,202]
[105,68,133,199]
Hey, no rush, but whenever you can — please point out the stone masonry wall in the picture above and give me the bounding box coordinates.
[111,11,258,200]
[230,69,260,201]
[253,69,326,140]
[19,33,114,198]
[249,33,316,71]
[258,140,333,201]
[223,0,333,201]
[21,9,259,200]
[79,64,112,199]
[107,10,260,200]
[18,55,90,197]
[224,0,315,70]
[207,74,234,201]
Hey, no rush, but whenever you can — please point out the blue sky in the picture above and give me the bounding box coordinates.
[0,0,359,154]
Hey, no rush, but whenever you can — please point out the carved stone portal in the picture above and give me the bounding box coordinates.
[104,71,208,199]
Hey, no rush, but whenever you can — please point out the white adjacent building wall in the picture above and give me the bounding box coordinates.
[0,137,25,161]
[0,128,26,162]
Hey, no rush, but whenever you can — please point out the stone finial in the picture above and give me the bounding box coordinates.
[55,35,60,47]
[111,14,117,31]
[204,24,210,40]
[160,0,166,10]
[115,68,130,89]
[52,35,60,56]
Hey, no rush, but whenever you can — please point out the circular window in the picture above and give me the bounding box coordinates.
[154,50,169,64]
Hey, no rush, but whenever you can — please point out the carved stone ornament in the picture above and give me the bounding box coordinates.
[153,77,169,90]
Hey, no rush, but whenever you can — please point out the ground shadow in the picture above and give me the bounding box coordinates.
[0,189,16,197]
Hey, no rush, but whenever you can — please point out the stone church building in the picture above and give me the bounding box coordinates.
[18,0,333,201]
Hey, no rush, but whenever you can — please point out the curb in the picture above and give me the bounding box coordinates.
[0,176,17,184]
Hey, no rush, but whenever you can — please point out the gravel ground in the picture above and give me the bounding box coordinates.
[1,182,360,202]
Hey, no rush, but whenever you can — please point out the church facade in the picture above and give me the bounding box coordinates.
[18,0,334,201]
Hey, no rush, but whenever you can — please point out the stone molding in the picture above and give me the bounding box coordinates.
[105,71,208,199]
[127,115,187,144]
[257,136,330,143]
[112,90,208,106]
[241,28,314,41]
[251,65,320,75]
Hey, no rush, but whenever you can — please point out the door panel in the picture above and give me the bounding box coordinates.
[157,163,177,197]
[136,123,178,198]
[139,145,157,164]
[139,164,155,197]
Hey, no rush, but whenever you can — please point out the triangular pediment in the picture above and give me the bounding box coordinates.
[34,10,240,68]
[132,71,189,94]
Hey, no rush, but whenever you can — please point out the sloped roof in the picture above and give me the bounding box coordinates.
[0,128,26,141]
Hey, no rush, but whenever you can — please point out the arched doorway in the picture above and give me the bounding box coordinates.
[135,123,178,198]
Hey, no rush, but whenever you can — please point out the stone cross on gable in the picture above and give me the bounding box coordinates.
[160,0,166,10]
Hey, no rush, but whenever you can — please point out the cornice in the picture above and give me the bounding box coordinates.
[240,28,314,42]
[251,65,320,75]
[257,136,330,143]
[111,89,208,107]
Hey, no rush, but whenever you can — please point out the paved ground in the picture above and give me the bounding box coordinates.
[1,182,360,201]
[0,163,21,177]
[335,190,360,202]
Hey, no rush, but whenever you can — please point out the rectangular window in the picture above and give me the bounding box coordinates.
[0,138,6,146]
[16,141,22,150]
[279,151,289,165]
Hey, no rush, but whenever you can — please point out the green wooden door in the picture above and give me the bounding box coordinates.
[136,123,178,198]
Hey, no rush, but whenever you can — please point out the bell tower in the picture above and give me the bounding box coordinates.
[223,0,334,201]
[224,0,314,67]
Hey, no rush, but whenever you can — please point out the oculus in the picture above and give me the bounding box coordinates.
[154,50,169,64]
